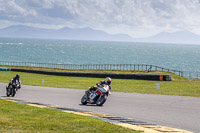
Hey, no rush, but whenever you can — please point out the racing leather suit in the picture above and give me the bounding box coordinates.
[86,80,111,96]
[8,77,21,90]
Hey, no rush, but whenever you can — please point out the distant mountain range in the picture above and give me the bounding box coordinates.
[134,30,200,44]
[0,25,133,42]
[1,25,200,44]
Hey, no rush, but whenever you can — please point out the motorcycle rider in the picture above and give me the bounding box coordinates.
[86,77,112,96]
[7,74,21,91]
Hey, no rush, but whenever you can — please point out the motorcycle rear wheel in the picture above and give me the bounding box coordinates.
[96,95,107,106]
[11,88,16,97]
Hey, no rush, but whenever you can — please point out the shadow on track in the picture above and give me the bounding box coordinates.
[79,104,104,107]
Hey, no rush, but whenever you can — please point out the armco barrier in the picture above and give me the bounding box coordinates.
[11,68,171,81]
[0,68,9,71]
[2,61,200,78]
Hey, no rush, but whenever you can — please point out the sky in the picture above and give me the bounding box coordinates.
[1,0,200,38]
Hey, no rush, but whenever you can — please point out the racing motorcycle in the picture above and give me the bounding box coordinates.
[81,84,111,106]
[6,82,20,97]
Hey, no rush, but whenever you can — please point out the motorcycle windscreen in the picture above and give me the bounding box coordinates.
[98,87,107,94]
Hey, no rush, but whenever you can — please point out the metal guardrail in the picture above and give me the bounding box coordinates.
[0,61,199,79]
[181,71,200,79]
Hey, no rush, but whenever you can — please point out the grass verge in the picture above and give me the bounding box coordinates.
[0,70,200,97]
[0,99,137,133]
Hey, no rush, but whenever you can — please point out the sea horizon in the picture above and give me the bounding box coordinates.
[1,37,200,73]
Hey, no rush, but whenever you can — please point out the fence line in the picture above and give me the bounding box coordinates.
[0,61,198,79]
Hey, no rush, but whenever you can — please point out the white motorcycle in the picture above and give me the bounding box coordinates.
[81,84,111,106]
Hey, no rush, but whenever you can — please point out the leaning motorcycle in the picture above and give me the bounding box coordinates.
[6,82,20,97]
[81,84,111,106]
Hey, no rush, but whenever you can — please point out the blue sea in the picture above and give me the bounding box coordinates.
[0,37,200,72]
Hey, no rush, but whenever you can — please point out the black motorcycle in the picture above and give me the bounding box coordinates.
[6,82,20,97]
[81,84,111,106]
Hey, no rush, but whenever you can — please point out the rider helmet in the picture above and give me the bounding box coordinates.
[105,77,111,85]
[15,74,20,79]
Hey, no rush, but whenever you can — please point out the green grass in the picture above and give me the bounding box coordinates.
[0,70,200,97]
[0,99,137,133]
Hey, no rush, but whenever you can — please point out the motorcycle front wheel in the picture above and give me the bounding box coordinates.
[6,87,10,97]
[81,95,88,105]
[96,95,107,106]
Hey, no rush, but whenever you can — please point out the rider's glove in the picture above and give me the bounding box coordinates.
[96,83,100,86]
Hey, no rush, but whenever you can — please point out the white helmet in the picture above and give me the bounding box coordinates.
[105,77,111,85]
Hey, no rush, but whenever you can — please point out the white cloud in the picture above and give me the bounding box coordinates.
[1,0,200,37]
[0,0,36,18]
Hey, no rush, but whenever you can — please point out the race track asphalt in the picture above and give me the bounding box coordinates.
[0,83,199,133]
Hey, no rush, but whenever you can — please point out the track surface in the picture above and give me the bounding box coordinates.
[0,83,199,133]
